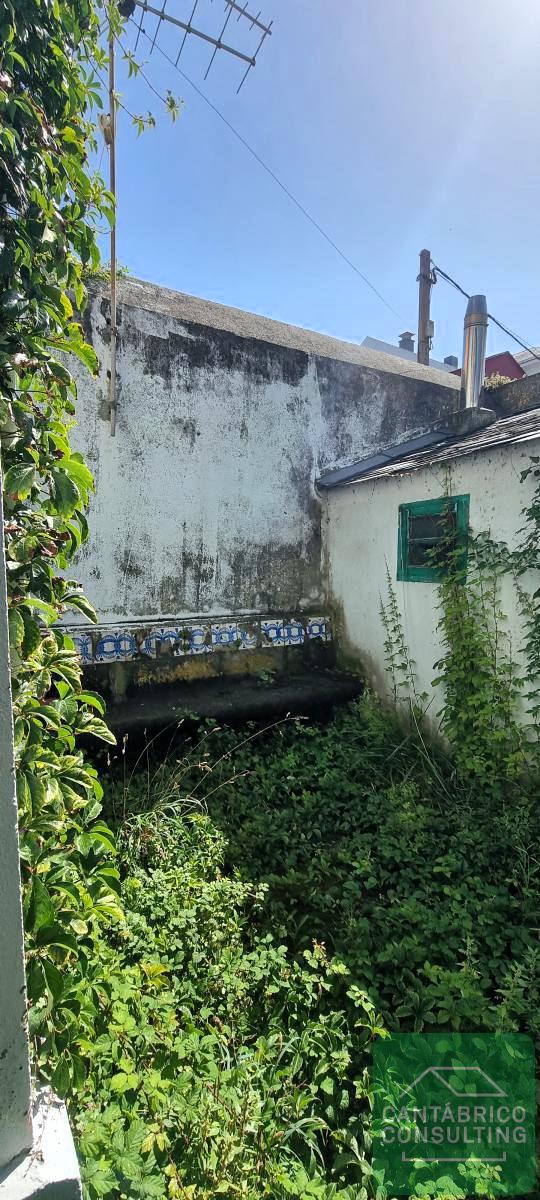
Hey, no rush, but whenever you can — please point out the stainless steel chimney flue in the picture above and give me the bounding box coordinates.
[460,294,488,409]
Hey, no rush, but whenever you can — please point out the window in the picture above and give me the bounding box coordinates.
[397,494,469,582]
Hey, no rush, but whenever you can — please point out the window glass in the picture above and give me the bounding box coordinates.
[397,495,469,582]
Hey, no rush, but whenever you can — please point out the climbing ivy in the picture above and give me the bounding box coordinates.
[379,563,425,708]
[0,0,123,1093]
[379,468,540,796]
[433,530,526,796]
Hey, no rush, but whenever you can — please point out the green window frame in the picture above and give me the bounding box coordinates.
[397,494,470,582]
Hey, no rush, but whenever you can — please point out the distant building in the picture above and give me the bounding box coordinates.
[363,334,535,381]
[515,348,540,377]
[361,334,455,373]
[451,350,524,382]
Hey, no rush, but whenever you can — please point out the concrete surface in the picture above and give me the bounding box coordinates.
[324,433,540,726]
[66,278,459,632]
[0,1090,81,1200]
[0,470,32,1169]
[104,669,363,736]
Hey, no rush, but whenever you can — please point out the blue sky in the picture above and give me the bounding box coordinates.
[100,0,540,363]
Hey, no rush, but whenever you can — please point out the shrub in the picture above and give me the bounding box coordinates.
[68,699,540,1197]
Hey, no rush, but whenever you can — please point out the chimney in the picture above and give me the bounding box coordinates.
[398,331,415,353]
[444,355,458,369]
[460,295,488,409]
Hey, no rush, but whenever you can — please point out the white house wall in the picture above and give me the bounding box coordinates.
[325,437,540,720]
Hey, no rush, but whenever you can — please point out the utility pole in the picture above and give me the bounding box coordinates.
[417,248,431,366]
[108,24,118,437]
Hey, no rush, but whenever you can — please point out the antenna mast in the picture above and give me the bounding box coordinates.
[103,0,273,435]
[108,17,118,436]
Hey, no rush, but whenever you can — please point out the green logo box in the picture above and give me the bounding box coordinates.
[373,1033,535,1196]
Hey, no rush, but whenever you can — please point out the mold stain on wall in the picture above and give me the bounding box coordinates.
[68,282,458,627]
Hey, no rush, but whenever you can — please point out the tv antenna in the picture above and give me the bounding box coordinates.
[104,0,273,434]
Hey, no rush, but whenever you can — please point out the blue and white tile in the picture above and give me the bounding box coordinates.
[71,631,93,664]
[211,622,241,649]
[94,629,138,663]
[185,624,212,655]
[210,622,258,651]
[282,620,305,645]
[153,627,184,655]
[140,630,158,658]
[261,619,286,646]
[306,617,332,642]
[237,623,258,650]
[261,619,304,647]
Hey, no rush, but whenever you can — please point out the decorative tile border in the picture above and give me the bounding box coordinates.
[66,615,332,666]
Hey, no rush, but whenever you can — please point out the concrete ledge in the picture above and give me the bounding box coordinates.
[0,1089,81,1200]
[433,406,496,437]
[105,669,363,736]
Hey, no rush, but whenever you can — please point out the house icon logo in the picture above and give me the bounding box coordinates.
[373,1033,535,1196]
[400,1066,506,1100]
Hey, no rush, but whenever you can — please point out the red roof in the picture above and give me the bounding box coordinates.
[452,351,525,381]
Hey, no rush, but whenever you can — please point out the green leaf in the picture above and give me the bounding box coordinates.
[64,590,97,623]
[51,1056,70,1097]
[8,607,25,652]
[3,463,36,499]
[27,878,55,933]
[21,609,42,656]
[50,469,80,517]
[24,597,58,625]
[78,714,116,745]
[36,923,78,953]
[53,695,79,723]
[27,773,45,814]
[55,327,98,374]
[78,690,106,715]
[110,1071,140,1094]
[16,772,30,810]
[58,455,94,493]
[42,958,64,1003]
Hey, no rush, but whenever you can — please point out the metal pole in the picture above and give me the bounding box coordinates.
[108,25,118,437]
[460,295,488,410]
[417,248,431,366]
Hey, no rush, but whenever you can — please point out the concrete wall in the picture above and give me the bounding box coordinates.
[324,436,540,722]
[66,277,459,692]
[0,472,32,1168]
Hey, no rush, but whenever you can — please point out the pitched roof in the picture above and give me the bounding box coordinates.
[317,405,540,490]
[361,335,454,372]
[105,276,460,388]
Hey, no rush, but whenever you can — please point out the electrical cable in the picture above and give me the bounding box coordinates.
[432,262,540,363]
[126,14,408,324]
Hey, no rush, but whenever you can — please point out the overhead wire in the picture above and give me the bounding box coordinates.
[126,14,408,324]
[432,263,540,363]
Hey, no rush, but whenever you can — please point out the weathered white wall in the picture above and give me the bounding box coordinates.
[0,471,32,1169]
[325,438,540,721]
[68,278,458,628]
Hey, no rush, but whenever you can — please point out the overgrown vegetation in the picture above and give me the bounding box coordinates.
[4,3,540,1198]
[66,698,540,1198]
[1,0,179,1106]
[0,0,123,1096]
